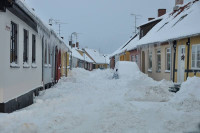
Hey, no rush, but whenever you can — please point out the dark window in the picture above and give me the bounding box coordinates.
[23,29,29,63]
[45,40,47,64]
[32,34,36,63]
[10,21,18,63]
[48,44,51,65]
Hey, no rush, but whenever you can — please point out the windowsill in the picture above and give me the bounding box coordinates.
[191,68,200,70]
[165,70,170,73]
[49,64,52,68]
[32,63,37,68]
[44,64,48,68]
[10,63,20,68]
[148,69,152,73]
[156,70,161,73]
[23,63,30,68]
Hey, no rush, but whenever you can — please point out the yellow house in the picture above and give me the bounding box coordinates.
[174,36,200,83]
[119,51,130,61]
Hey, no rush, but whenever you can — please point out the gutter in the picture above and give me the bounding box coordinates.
[173,40,177,82]
[186,38,190,79]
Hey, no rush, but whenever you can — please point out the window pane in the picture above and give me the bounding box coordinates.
[167,53,170,70]
[197,46,200,60]
[192,61,195,68]
[157,54,161,71]
[197,61,200,68]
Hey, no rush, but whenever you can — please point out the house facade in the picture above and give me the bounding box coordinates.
[0,0,71,113]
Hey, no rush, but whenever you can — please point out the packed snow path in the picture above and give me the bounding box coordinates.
[0,68,200,133]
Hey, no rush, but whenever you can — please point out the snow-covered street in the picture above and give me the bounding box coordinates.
[0,67,200,133]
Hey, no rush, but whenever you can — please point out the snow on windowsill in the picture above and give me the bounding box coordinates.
[165,70,170,73]
[148,69,152,73]
[49,64,52,68]
[10,62,20,68]
[23,62,30,68]
[44,64,48,68]
[32,63,37,68]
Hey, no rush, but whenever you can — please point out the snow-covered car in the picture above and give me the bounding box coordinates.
[113,61,140,79]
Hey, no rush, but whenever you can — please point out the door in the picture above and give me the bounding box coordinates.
[177,45,185,83]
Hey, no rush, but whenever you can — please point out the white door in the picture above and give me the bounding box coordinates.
[177,45,186,83]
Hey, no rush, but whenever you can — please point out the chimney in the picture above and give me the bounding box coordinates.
[174,0,184,11]
[158,9,166,17]
[76,42,79,48]
[148,18,155,21]
[175,0,183,5]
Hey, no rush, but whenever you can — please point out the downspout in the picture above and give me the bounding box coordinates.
[186,38,190,79]
[42,36,44,88]
[172,40,177,82]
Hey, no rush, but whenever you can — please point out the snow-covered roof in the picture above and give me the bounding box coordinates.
[84,53,94,63]
[111,0,200,57]
[72,48,84,60]
[110,34,139,57]
[137,0,200,45]
[84,48,107,64]
[14,0,71,51]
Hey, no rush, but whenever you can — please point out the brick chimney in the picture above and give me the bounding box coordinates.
[158,9,166,17]
[148,18,155,21]
[76,42,79,48]
[175,0,183,5]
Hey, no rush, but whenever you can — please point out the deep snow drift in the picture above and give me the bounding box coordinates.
[0,63,199,133]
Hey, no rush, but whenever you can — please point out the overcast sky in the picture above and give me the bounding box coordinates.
[25,0,191,54]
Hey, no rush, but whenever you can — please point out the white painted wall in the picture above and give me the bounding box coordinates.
[0,10,42,103]
[0,12,4,103]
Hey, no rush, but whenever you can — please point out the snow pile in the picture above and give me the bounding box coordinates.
[114,61,140,79]
[115,61,174,102]
[169,77,200,112]
[0,68,199,133]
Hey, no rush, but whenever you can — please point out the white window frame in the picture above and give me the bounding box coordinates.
[131,55,134,62]
[165,48,171,71]
[10,21,19,68]
[135,55,138,63]
[156,49,161,72]
[148,50,152,70]
[191,44,200,70]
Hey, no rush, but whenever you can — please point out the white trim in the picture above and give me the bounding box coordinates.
[191,44,200,70]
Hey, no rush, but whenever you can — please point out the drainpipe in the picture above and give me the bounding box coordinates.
[186,38,190,79]
[172,40,177,82]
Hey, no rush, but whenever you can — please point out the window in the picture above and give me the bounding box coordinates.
[23,29,29,63]
[135,55,138,63]
[45,40,47,64]
[191,44,200,69]
[10,22,18,64]
[166,48,171,71]
[48,44,51,65]
[32,34,36,63]
[148,50,152,70]
[131,55,134,62]
[157,49,161,72]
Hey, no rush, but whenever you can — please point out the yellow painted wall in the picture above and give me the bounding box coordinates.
[125,51,130,61]
[120,55,124,61]
[61,52,67,77]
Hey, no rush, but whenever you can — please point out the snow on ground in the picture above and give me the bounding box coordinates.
[0,63,200,133]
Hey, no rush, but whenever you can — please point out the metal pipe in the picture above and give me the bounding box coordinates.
[173,40,177,82]
[186,38,190,79]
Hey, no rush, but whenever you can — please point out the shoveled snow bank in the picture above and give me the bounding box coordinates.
[115,61,174,102]
[0,68,199,133]
[169,77,200,112]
